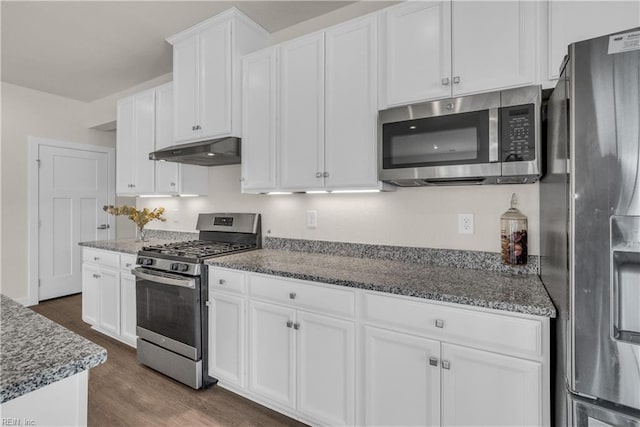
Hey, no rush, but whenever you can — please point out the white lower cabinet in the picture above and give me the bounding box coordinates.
[81,248,138,347]
[208,267,549,427]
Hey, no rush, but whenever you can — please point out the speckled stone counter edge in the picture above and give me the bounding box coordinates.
[264,237,539,275]
[143,229,198,241]
[79,230,199,254]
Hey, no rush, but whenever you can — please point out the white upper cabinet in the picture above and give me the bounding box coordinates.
[379,1,452,108]
[241,47,278,192]
[168,8,269,145]
[451,1,537,97]
[116,89,155,195]
[324,15,379,190]
[545,1,640,82]
[379,1,537,107]
[279,33,326,191]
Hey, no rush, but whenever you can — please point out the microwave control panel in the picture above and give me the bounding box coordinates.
[501,104,535,162]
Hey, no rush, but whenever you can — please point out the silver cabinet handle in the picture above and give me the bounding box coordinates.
[195,125,201,130]
[316,172,322,178]
[219,279,226,285]
[293,322,300,330]
[170,182,176,187]
[97,224,110,230]
[289,292,296,300]
[92,274,100,279]
[442,77,450,86]
[323,172,329,178]
[286,320,293,328]
[429,357,439,367]
[125,263,132,268]
[446,103,454,111]
[442,360,450,370]
[452,76,461,84]
[93,257,100,261]
[435,319,444,328]
[192,125,196,131]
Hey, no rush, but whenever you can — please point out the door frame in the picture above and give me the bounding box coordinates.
[27,136,116,306]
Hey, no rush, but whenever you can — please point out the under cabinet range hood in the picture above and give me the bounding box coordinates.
[149,137,240,166]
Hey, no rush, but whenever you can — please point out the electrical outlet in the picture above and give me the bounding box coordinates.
[172,209,180,223]
[458,213,474,234]
[306,210,317,228]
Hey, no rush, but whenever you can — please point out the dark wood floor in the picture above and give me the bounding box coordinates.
[32,294,306,427]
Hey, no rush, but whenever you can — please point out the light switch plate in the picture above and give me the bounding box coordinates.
[306,210,317,228]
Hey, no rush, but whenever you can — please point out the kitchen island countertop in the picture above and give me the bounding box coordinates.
[0,295,107,403]
[79,238,176,254]
[206,249,556,318]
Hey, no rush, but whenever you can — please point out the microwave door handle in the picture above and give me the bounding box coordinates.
[132,268,196,289]
[489,108,499,162]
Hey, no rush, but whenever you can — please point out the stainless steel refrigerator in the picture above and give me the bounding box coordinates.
[541,28,640,426]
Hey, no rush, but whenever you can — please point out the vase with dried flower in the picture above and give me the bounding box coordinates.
[103,205,166,242]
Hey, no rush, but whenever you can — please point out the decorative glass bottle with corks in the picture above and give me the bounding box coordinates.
[501,193,528,265]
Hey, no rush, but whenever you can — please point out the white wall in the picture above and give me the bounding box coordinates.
[137,165,540,254]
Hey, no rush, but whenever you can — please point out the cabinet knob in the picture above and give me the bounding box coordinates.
[289,292,296,300]
[293,322,300,330]
[442,360,451,370]
[125,263,132,268]
[192,125,196,131]
[323,172,329,178]
[429,357,439,367]
[92,274,100,279]
[452,76,461,84]
[316,172,322,178]
[219,279,226,285]
[93,257,100,261]
[446,103,454,111]
[435,319,444,328]
[195,125,201,130]
[286,320,293,328]
[441,77,450,86]
[170,182,176,187]
[240,177,245,182]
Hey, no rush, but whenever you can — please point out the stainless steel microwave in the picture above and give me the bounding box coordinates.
[378,86,541,186]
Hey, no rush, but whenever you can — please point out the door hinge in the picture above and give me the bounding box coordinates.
[38,279,41,287]
[38,219,42,228]
[36,159,41,168]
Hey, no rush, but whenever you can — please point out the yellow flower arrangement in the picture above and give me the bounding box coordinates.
[103,205,166,241]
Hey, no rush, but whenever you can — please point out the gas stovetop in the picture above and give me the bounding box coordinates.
[140,240,257,262]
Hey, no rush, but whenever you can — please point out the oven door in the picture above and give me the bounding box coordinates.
[133,267,201,360]
[379,92,501,183]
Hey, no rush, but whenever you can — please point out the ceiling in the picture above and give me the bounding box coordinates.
[1,1,355,102]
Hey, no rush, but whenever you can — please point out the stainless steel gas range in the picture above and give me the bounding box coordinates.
[133,213,261,389]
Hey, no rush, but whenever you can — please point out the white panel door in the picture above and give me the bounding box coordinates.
[364,326,441,427]
[279,33,325,191]
[81,264,99,326]
[325,16,378,190]
[547,1,640,81]
[452,1,536,96]
[379,1,452,108]
[199,21,232,138]
[120,273,137,346]
[116,97,134,194]
[241,47,278,192]
[441,343,542,427]
[98,267,120,336]
[248,300,296,409]
[173,36,200,143]
[39,145,110,300]
[296,311,355,426]
[209,292,245,387]
[154,82,180,194]
[132,90,155,194]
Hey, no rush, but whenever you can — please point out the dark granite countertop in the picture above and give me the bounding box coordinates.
[206,249,556,318]
[0,295,107,403]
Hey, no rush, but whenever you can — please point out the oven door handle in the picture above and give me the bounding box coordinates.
[132,268,196,289]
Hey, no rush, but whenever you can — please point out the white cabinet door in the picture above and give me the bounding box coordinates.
[132,90,156,194]
[279,33,325,191]
[441,343,542,427]
[120,273,137,346]
[248,300,296,408]
[451,1,536,96]
[547,1,640,81]
[364,326,441,427]
[116,97,134,195]
[296,311,355,426]
[209,292,245,387]
[154,82,180,195]
[241,47,278,192]
[173,36,200,143]
[324,16,378,190]
[98,267,120,336]
[379,1,452,108]
[199,21,232,139]
[81,264,99,326]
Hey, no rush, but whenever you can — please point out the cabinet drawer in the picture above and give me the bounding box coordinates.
[120,254,137,272]
[209,267,246,294]
[83,248,120,269]
[249,274,355,318]
[362,293,542,358]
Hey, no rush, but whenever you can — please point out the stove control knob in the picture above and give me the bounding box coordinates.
[140,258,153,266]
[179,264,189,272]
[170,263,178,271]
